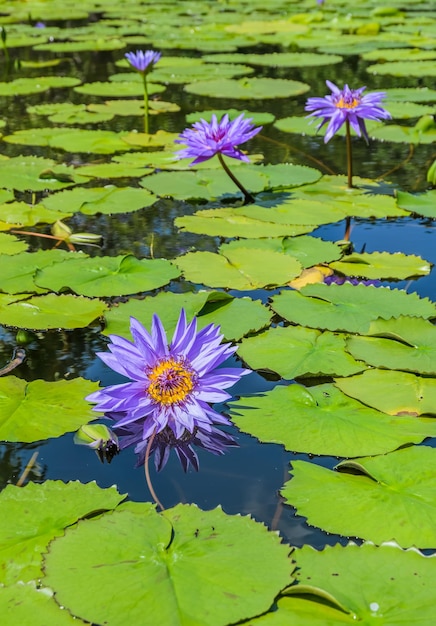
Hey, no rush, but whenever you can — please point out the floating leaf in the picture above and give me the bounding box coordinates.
[142,164,321,201]
[74,81,165,97]
[35,255,180,297]
[254,543,436,625]
[4,128,137,154]
[0,293,107,329]
[231,383,436,458]
[329,251,431,281]
[367,60,436,77]
[0,76,80,96]
[0,582,82,626]
[396,189,436,218]
[103,290,271,342]
[223,236,342,268]
[383,87,436,102]
[184,77,310,99]
[176,248,301,291]
[186,108,275,126]
[335,369,436,417]
[0,233,28,255]
[283,446,436,548]
[0,156,86,192]
[42,186,156,215]
[238,326,364,379]
[203,52,343,67]
[0,376,102,442]
[271,284,436,333]
[370,117,436,144]
[74,162,152,179]
[43,503,293,626]
[0,250,72,294]
[121,130,180,148]
[175,208,315,239]
[346,316,436,375]
[0,480,124,585]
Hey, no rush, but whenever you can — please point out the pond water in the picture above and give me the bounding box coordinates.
[1,3,436,618]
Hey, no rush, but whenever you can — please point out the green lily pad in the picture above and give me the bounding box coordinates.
[0,480,124,585]
[0,156,86,192]
[175,208,316,239]
[254,543,436,625]
[335,369,436,417]
[43,503,293,626]
[0,293,107,329]
[0,250,72,294]
[222,236,343,268]
[35,255,180,297]
[121,130,180,148]
[150,62,255,83]
[34,38,125,52]
[329,251,431,281]
[103,290,271,342]
[232,383,436,458]
[0,233,28,255]
[141,164,321,201]
[0,201,59,230]
[383,87,436,103]
[184,77,310,99]
[346,316,436,376]
[4,128,137,154]
[73,162,152,179]
[42,186,156,215]
[203,52,343,67]
[74,81,165,97]
[383,101,436,119]
[370,117,436,144]
[0,582,83,626]
[0,76,81,96]
[238,326,364,379]
[367,60,436,77]
[186,109,275,126]
[176,247,301,291]
[283,446,436,548]
[88,99,180,117]
[396,189,436,218]
[271,284,436,334]
[0,376,101,442]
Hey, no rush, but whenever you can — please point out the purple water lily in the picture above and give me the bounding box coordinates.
[125,49,161,133]
[305,80,391,144]
[87,309,247,443]
[125,50,161,75]
[305,80,390,189]
[175,113,262,204]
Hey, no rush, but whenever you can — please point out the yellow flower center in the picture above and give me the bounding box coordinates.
[147,358,195,405]
[336,97,359,109]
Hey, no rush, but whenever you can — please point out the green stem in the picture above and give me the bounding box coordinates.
[345,119,353,189]
[144,428,164,511]
[142,73,149,134]
[217,153,254,205]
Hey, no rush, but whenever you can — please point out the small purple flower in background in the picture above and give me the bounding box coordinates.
[34,21,46,28]
[87,310,249,507]
[317,0,325,5]
[305,80,391,144]
[125,49,161,75]
[175,113,262,204]
[305,80,391,190]
[125,49,161,134]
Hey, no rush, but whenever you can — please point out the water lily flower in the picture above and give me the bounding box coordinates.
[305,80,390,144]
[125,50,161,75]
[305,80,390,188]
[175,113,262,204]
[125,49,161,133]
[87,309,248,446]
